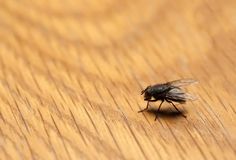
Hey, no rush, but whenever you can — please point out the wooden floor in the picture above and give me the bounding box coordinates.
[0,0,236,159]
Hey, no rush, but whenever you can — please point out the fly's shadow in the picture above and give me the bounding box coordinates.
[146,105,187,120]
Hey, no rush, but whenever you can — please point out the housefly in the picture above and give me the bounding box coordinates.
[139,79,197,119]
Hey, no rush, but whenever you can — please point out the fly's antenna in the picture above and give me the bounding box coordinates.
[141,86,151,95]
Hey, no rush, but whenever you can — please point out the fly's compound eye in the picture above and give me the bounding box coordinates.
[144,92,152,100]
[141,85,151,95]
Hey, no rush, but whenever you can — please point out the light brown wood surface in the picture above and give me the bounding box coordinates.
[0,0,236,159]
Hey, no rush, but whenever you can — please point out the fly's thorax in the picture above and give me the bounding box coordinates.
[149,84,170,95]
[143,84,169,100]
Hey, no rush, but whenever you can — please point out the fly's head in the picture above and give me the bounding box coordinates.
[141,85,152,101]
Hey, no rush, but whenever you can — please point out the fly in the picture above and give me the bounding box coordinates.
[139,79,198,120]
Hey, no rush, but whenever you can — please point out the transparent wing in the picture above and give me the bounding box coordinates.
[167,79,198,88]
[166,88,198,101]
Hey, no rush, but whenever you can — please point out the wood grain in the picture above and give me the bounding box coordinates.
[0,0,236,159]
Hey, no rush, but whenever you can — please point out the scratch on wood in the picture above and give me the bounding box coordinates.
[0,110,6,124]
[83,106,99,135]
[51,115,72,160]
[13,99,30,133]
[50,96,63,119]
[69,109,87,146]
[7,101,24,137]
[37,109,58,160]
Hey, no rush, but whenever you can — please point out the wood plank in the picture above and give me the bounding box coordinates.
[0,0,236,159]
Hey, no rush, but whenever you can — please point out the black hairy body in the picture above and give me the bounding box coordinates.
[139,79,197,120]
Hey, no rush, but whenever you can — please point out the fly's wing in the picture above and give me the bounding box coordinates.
[166,87,198,102]
[167,79,198,88]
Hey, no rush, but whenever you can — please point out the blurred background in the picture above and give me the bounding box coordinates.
[0,0,236,159]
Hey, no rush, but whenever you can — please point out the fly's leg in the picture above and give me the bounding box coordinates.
[138,101,150,113]
[155,100,164,120]
[138,100,157,112]
[166,100,186,118]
